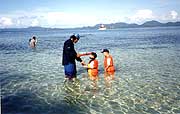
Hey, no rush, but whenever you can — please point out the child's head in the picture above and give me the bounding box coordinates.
[32,36,36,40]
[90,52,97,59]
[101,49,109,57]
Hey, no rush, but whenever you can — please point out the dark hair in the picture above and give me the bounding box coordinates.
[32,36,36,40]
[91,52,97,59]
[70,35,77,41]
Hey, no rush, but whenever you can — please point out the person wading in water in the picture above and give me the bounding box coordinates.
[62,34,85,80]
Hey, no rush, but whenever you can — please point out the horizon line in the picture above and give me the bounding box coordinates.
[0,20,180,29]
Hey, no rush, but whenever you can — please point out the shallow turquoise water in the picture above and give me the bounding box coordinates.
[1,27,180,114]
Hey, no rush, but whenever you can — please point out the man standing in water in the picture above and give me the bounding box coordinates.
[62,34,85,80]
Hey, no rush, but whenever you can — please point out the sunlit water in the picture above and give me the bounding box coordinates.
[1,27,180,114]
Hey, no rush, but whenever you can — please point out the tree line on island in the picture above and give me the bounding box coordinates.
[84,20,180,29]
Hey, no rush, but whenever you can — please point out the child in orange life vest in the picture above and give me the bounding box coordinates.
[101,49,115,82]
[83,52,98,80]
[101,49,115,72]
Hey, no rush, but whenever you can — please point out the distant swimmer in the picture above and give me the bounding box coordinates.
[29,36,37,48]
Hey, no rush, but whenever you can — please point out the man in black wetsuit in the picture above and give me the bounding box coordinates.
[62,34,85,80]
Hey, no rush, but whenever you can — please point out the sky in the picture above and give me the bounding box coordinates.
[0,0,180,28]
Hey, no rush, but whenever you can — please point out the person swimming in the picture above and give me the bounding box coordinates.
[29,36,37,48]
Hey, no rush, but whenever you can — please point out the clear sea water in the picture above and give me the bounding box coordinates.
[0,27,180,114]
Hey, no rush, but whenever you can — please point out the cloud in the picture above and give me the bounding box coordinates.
[46,12,73,26]
[128,9,154,23]
[0,9,47,28]
[0,8,179,28]
[0,17,13,27]
[0,10,99,28]
[31,19,39,26]
[159,10,179,22]
[170,10,178,19]
[45,12,99,27]
[0,9,126,28]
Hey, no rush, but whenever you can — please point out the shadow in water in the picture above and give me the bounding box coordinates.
[1,71,90,114]
[2,87,90,114]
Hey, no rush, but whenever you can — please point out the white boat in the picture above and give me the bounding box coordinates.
[98,24,106,30]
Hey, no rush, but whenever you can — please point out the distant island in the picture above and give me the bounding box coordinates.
[83,20,180,29]
[1,20,180,30]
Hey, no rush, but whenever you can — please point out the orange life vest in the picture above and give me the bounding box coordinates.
[104,55,115,72]
[87,59,98,80]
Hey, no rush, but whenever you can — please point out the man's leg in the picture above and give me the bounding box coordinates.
[64,63,76,80]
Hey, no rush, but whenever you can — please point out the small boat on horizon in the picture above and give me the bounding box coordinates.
[98,24,106,30]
